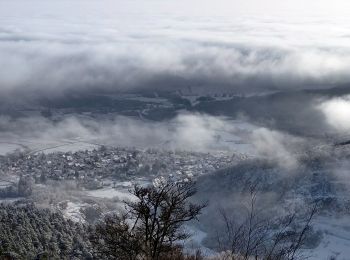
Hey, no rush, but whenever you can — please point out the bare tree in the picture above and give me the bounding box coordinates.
[89,213,142,260]
[90,181,206,260]
[215,185,318,260]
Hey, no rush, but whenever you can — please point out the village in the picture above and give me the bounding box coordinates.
[0,147,249,190]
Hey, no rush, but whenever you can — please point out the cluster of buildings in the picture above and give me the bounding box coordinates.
[0,147,245,189]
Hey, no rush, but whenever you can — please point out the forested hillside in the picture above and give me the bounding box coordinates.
[0,202,91,259]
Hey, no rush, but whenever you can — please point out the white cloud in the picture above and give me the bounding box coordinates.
[251,128,303,169]
[0,0,350,97]
[318,95,350,133]
[0,113,251,152]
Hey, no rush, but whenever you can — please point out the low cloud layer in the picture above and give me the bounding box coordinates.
[0,114,245,152]
[0,113,305,167]
[0,0,350,100]
[251,128,303,169]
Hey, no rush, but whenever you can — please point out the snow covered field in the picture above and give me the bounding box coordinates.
[0,143,24,155]
[0,138,100,155]
[86,187,135,201]
[306,216,350,260]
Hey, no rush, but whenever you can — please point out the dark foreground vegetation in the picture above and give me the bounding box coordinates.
[0,181,316,260]
[0,202,91,259]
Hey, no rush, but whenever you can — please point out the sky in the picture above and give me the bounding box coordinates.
[0,0,350,98]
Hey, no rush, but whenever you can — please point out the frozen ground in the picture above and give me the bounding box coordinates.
[86,187,135,201]
[182,215,350,259]
[0,137,100,155]
[306,216,350,260]
[61,187,137,223]
[183,225,215,256]
[0,142,28,155]
[62,201,86,223]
